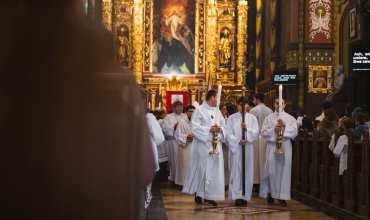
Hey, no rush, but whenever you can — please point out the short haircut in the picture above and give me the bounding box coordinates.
[206,90,217,100]
[226,104,236,115]
[322,101,332,110]
[355,113,366,124]
[343,117,355,130]
[253,92,264,103]
[140,89,146,100]
[297,108,306,116]
[185,105,195,112]
[237,96,248,105]
[345,102,355,114]
[247,100,254,108]
[172,101,183,109]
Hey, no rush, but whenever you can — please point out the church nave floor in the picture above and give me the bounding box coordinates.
[147,182,334,220]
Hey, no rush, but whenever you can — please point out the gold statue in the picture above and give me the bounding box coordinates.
[117,27,129,65]
[219,29,232,67]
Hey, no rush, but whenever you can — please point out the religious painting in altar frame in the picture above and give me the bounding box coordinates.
[349,6,357,39]
[171,94,183,104]
[151,0,196,75]
[308,65,332,93]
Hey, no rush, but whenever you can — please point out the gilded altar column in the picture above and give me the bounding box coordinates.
[101,0,112,31]
[132,0,144,84]
[255,0,262,91]
[236,0,248,86]
[150,89,157,110]
[270,0,276,74]
[190,89,198,104]
[205,0,218,87]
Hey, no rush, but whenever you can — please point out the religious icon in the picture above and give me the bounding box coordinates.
[349,6,356,39]
[152,0,195,74]
[308,65,332,93]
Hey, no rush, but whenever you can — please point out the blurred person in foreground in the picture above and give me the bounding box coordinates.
[0,1,156,219]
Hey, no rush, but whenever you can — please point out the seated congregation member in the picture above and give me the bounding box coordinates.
[259,98,298,206]
[162,101,188,188]
[296,108,306,126]
[226,97,259,206]
[354,113,369,140]
[298,117,314,137]
[328,117,355,207]
[315,101,332,123]
[317,108,339,138]
[182,90,226,207]
[174,105,196,189]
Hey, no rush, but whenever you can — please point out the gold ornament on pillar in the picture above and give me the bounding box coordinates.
[132,0,144,84]
[205,0,218,87]
[102,0,112,31]
[150,88,157,110]
[236,0,248,85]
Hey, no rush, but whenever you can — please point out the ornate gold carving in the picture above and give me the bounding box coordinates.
[144,1,152,71]
[205,1,218,87]
[236,0,248,85]
[308,65,332,93]
[159,84,167,109]
[150,88,157,110]
[217,68,235,84]
[196,2,205,72]
[102,1,113,31]
[132,2,144,84]
[165,75,188,92]
[190,89,198,104]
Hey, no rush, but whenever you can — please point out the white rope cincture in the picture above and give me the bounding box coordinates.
[206,142,216,184]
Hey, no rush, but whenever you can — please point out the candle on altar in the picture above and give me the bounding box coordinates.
[278,84,282,116]
[159,102,161,109]
[148,102,151,109]
[214,84,222,125]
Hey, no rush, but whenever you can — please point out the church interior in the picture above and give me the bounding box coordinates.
[2,0,370,220]
[93,1,370,219]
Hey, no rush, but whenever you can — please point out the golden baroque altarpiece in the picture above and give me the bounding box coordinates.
[102,0,250,109]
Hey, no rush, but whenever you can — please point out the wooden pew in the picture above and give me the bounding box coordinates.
[300,129,312,194]
[343,129,362,213]
[330,128,342,207]
[310,129,326,198]
[319,129,332,202]
[292,133,301,191]
[357,129,370,219]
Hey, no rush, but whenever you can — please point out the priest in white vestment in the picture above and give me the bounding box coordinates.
[226,97,259,206]
[182,90,226,206]
[161,101,187,187]
[259,98,298,206]
[174,105,196,186]
[249,93,273,185]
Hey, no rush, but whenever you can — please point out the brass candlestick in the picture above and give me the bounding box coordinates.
[209,125,220,155]
[274,123,284,155]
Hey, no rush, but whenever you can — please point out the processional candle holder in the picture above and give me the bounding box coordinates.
[210,125,220,155]
[274,120,284,155]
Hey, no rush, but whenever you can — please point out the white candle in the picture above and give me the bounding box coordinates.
[214,84,222,125]
[159,102,161,109]
[278,84,282,116]
[148,102,151,109]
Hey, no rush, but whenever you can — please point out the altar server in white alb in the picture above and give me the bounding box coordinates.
[182,90,226,206]
[226,97,259,206]
[141,90,165,214]
[162,101,187,187]
[249,93,273,186]
[174,105,196,188]
[259,98,298,206]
